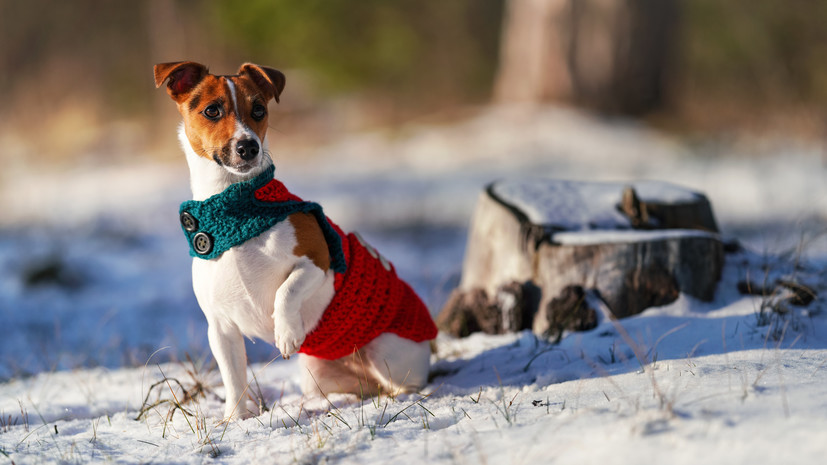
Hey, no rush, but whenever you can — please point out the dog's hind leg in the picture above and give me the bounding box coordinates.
[300,354,377,398]
[358,333,431,397]
[300,334,430,398]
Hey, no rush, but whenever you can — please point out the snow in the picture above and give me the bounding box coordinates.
[1,105,826,464]
[491,178,703,231]
[552,229,720,245]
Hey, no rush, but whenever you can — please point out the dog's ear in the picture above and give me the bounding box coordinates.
[154,61,208,101]
[238,63,286,103]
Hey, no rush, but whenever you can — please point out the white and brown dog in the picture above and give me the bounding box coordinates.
[154,61,436,420]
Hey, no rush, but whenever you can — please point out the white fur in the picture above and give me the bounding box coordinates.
[225,79,260,151]
[179,115,431,420]
[226,79,239,112]
[191,217,336,419]
[178,124,268,200]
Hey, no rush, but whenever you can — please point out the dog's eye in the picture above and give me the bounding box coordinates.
[251,104,267,121]
[203,104,222,120]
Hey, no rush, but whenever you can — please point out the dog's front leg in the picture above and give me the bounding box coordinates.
[273,257,327,358]
[207,320,252,420]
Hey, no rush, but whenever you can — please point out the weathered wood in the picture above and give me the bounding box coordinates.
[532,232,721,322]
[458,190,536,298]
[535,285,598,343]
[641,195,720,232]
[444,179,724,339]
[437,281,539,338]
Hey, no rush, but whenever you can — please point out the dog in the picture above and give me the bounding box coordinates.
[154,61,437,420]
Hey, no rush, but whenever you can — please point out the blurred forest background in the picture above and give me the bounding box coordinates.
[1,0,826,382]
[1,0,827,167]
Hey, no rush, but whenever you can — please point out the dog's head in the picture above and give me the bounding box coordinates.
[154,61,285,175]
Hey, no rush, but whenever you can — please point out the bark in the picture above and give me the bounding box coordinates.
[494,0,680,115]
[443,179,724,339]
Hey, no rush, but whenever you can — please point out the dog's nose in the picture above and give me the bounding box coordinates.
[236,139,260,161]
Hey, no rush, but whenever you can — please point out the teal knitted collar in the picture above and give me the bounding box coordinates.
[179,165,346,273]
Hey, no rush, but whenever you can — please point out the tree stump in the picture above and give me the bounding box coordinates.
[438,179,724,340]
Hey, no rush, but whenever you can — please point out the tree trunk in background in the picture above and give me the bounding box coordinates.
[494,0,680,115]
[147,0,185,64]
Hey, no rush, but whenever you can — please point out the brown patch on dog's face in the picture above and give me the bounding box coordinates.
[228,74,272,146]
[179,75,244,167]
[154,62,286,174]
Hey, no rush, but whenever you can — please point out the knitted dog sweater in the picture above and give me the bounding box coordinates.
[179,165,437,360]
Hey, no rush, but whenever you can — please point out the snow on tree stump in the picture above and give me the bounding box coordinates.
[437,179,724,340]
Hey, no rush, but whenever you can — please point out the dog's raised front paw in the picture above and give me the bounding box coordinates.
[275,336,304,359]
[274,327,305,359]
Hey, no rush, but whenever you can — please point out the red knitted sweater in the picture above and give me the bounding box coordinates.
[254,178,438,360]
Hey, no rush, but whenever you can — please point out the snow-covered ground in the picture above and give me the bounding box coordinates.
[1,105,825,463]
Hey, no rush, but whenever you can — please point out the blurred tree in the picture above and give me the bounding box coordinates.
[493,0,679,116]
[207,0,504,110]
[681,0,827,109]
[0,0,150,116]
[3,0,827,160]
